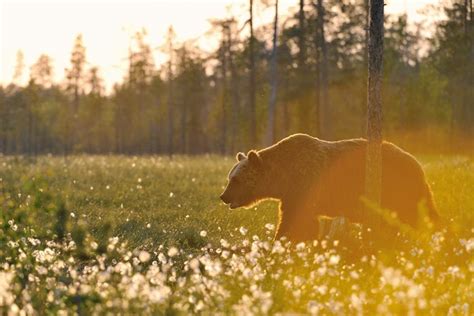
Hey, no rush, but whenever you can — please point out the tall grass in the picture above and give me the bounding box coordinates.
[0,155,472,314]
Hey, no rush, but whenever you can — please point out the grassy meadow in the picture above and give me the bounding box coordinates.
[0,154,473,314]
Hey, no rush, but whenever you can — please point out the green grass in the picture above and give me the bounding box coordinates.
[0,154,472,314]
[1,155,280,249]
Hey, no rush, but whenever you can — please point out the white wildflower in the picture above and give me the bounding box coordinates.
[329,254,340,265]
[296,242,306,251]
[167,247,179,257]
[307,300,320,315]
[265,223,275,231]
[0,271,15,306]
[189,258,200,270]
[139,251,151,263]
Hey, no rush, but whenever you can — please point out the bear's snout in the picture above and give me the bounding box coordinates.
[220,193,230,204]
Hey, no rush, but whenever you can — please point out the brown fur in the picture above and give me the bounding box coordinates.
[220,134,439,242]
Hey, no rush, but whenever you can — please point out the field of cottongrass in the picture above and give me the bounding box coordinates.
[0,155,473,314]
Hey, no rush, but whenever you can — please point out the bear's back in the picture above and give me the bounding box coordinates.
[313,139,434,226]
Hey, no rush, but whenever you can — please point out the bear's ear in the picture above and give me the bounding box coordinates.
[236,152,246,161]
[247,150,262,167]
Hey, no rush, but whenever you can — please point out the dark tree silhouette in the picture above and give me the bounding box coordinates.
[166,26,175,158]
[65,34,86,156]
[316,0,329,139]
[249,0,257,146]
[365,0,384,212]
[265,0,279,146]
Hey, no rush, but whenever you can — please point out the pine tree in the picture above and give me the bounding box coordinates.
[12,50,25,85]
[30,54,53,88]
[65,34,87,155]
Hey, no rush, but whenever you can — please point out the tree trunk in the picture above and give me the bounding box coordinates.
[362,0,369,135]
[167,37,174,158]
[138,89,145,154]
[0,104,5,154]
[221,44,228,154]
[464,0,469,35]
[316,0,329,139]
[151,97,160,154]
[72,84,79,154]
[470,0,474,135]
[227,24,240,154]
[181,102,187,154]
[27,100,33,157]
[249,0,257,146]
[470,0,473,60]
[266,0,279,146]
[466,0,474,135]
[314,6,320,137]
[315,44,320,137]
[365,0,384,215]
[168,84,174,158]
[115,103,121,154]
[298,0,306,74]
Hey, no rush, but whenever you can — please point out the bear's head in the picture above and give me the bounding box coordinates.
[220,150,264,209]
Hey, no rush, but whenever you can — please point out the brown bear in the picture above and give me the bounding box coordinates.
[220,134,439,242]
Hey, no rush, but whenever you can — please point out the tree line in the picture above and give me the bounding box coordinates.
[0,0,472,156]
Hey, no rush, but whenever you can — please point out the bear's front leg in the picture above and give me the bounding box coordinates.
[275,203,319,243]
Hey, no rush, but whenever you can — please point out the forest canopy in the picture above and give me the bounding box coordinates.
[0,0,472,156]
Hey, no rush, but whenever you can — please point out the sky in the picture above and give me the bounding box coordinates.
[0,0,440,91]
